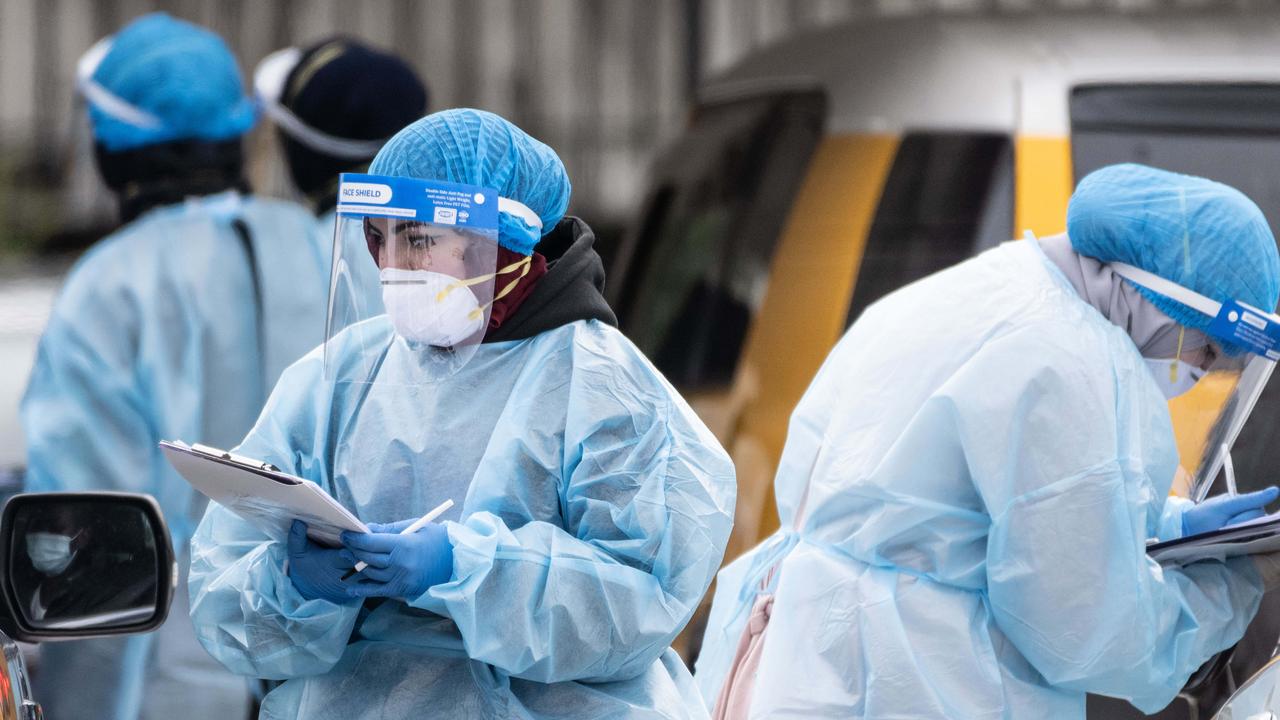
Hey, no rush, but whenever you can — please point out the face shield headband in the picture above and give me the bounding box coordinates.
[253,47,387,160]
[1108,262,1280,363]
[76,37,166,132]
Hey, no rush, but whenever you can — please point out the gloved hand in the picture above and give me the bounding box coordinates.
[340,520,453,600]
[1183,486,1280,536]
[1254,551,1280,592]
[287,520,358,604]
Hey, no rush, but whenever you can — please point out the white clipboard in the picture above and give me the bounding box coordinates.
[160,440,368,546]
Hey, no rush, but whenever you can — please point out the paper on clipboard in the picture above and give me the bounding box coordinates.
[1148,512,1280,566]
[160,440,367,546]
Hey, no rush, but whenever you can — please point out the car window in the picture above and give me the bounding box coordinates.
[844,131,1014,327]
[1072,83,1280,234]
[611,88,826,391]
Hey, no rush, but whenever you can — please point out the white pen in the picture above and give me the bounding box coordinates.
[1222,444,1239,497]
[342,498,454,581]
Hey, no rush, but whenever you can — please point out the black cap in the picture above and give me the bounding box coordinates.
[279,37,428,213]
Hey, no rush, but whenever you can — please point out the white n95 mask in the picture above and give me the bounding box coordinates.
[380,268,485,348]
[28,532,76,575]
[1145,358,1205,400]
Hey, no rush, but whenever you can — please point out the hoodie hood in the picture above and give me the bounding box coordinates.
[483,216,616,343]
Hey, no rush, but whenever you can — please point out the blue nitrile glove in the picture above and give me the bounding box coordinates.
[1183,486,1280,536]
[340,520,453,600]
[287,520,359,604]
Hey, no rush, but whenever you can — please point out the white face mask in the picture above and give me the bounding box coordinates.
[1145,358,1206,400]
[380,268,485,347]
[28,532,76,575]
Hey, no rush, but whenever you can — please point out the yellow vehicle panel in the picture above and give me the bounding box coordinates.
[1015,136,1072,238]
[721,133,898,559]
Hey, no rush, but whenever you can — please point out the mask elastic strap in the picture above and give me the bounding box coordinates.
[1170,190,1193,386]
[460,256,534,321]
[1169,326,1186,383]
[491,256,534,304]
[437,256,531,298]
[434,255,534,322]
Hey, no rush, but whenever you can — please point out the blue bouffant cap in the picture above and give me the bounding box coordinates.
[1067,163,1280,354]
[85,13,256,151]
[368,109,569,255]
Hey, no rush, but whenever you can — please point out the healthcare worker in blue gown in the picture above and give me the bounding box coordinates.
[20,13,334,720]
[189,109,737,719]
[697,164,1280,719]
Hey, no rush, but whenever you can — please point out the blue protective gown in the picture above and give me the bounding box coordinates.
[189,318,736,719]
[21,192,332,720]
[695,239,1264,719]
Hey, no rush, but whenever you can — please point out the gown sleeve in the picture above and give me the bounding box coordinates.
[415,338,737,684]
[966,325,1262,713]
[188,350,361,680]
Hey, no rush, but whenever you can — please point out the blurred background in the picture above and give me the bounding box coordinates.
[6,1,1280,717]
[1,0,1272,472]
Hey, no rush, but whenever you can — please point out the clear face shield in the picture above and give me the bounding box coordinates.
[325,174,503,383]
[1213,653,1280,718]
[1109,262,1280,501]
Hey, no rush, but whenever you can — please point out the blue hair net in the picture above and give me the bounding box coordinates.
[1067,163,1280,354]
[88,13,256,151]
[368,109,570,255]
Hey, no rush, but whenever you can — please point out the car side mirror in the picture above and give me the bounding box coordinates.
[0,492,174,642]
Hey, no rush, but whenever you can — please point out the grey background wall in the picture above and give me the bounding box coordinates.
[0,0,1272,469]
[0,0,1268,252]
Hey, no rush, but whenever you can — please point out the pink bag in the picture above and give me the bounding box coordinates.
[711,449,819,719]
[712,593,774,719]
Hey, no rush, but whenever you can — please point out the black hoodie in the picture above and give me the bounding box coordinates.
[483,216,617,343]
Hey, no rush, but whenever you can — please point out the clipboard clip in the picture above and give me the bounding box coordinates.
[191,443,282,473]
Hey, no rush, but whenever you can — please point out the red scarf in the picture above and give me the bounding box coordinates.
[486,246,547,335]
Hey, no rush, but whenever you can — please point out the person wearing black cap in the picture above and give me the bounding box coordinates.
[254,38,428,321]
[254,37,429,215]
